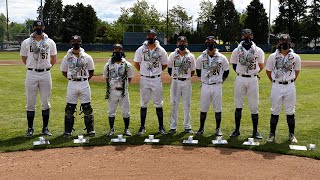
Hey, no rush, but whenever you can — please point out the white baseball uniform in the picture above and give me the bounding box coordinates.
[196,49,229,113]
[168,48,196,130]
[230,42,264,114]
[60,48,94,104]
[134,40,168,108]
[266,49,301,115]
[20,33,57,111]
[103,58,134,118]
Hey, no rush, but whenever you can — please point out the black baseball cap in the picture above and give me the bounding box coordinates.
[71,35,82,44]
[205,36,216,43]
[113,43,123,50]
[177,36,187,42]
[147,29,157,35]
[33,20,44,27]
[242,28,253,36]
[279,34,291,41]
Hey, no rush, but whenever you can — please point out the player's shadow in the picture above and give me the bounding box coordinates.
[256,140,292,160]
[0,134,46,148]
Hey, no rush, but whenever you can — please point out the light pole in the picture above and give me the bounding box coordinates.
[6,0,9,41]
[40,0,44,21]
[267,0,271,46]
[166,0,169,44]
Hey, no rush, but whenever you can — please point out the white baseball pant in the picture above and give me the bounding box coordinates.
[66,81,91,104]
[140,76,163,108]
[234,76,259,114]
[108,90,130,118]
[169,79,192,130]
[270,83,296,115]
[25,70,52,111]
[200,83,222,113]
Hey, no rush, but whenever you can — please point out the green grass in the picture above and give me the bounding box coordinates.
[1,51,319,61]
[0,61,320,159]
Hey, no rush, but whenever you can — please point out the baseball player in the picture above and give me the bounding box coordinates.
[266,34,301,143]
[133,29,168,135]
[60,35,95,137]
[20,20,57,137]
[229,29,264,139]
[167,36,196,134]
[104,44,134,136]
[195,36,229,136]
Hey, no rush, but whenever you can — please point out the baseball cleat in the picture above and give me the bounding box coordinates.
[24,128,34,138]
[107,128,115,137]
[87,131,96,137]
[195,128,204,135]
[123,129,132,136]
[229,130,240,137]
[158,127,167,135]
[252,131,262,139]
[169,129,177,134]
[289,133,298,143]
[137,127,146,136]
[215,128,223,136]
[184,129,194,134]
[42,127,52,136]
[62,131,72,137]
[267,133,275,143]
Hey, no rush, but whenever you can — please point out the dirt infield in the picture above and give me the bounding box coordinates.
[0,145,319,179]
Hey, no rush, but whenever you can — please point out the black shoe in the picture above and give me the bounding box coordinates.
[169,129,177,134]
[215,128,223,136]
[107,128,115,137]
[158,127,167,135]
[267,133,275,143]
[25,128,34,138]
[42,127,52,136]
[138,127,146,136]
[195,128,204,135]
[252,131,262,139]
[87,130,96,137]
[184,129,194,134]
[229,130,240,137]
[62,131,72,137]
[123,129,132,136]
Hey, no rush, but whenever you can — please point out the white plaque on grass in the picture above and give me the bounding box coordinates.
[111,138,126,143]
[73,139,89,144]
[289,145,307,151]
[242,141,259,146]
[33,140,50,146]
[182,140,198,144]
[212,140,228,145]
[144,139,160,143]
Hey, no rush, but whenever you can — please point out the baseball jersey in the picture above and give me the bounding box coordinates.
[196,49,229,84]
[103,58,134,90]
[266,49,301,82]
[168,48,196,78]
[20,33,57,69]
[134,40,168,76]
[230,41,264,75]
[60,48,95,79]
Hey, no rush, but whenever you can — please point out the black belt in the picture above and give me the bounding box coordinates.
[141,75,160,78]
[237,73,257,78]
[202,82,219,85]
[173,78,188,81]
[273,80,294,85]
[68,78,88,81]
[115,87,123,91]
[27,68,50,72]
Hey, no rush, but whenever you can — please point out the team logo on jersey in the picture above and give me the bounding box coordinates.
[143,48,161,70]
[67,55,88,78]
[238,46,257,72]
[174,56,191,75]
[275,50,295,78]
[203,57,222,77]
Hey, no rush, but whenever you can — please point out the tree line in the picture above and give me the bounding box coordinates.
[0,0,319,48]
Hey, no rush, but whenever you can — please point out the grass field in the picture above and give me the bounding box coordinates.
[0,51,320,159]
[1,51,320,61]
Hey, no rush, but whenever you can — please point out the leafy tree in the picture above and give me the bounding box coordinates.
[195,0,214,42]
[61,3,98,43]
[41,0,63,41]
[0,13,6,42]
[302,0,320,47]
[169,5,193,32]
[211,0,241,44]
[273,0,307,44]
[244,0,269,44]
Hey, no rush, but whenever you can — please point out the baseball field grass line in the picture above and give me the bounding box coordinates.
[0,62,320,159]
[0,51,319,61]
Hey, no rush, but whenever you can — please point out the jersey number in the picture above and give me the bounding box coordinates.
[41,53,48,59]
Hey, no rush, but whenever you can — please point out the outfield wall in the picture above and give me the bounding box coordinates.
[1,42,320,54]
